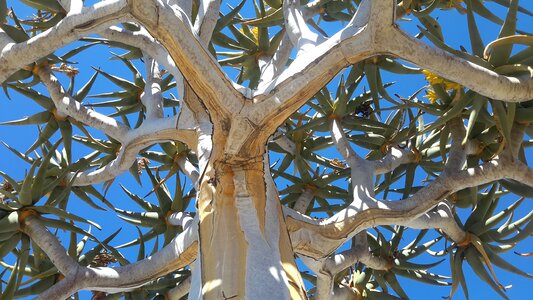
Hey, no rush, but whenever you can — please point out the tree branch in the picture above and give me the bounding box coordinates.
[405,201,467,243]
[0,0,129,83]
[37,66,131,142]
[293,188,314,214]
[302,232,389,300]
[245,0,533,144]
[128,0,246,121]
[193,0,221,43]
[72,115,196,186]
[37,65,196,186]
[167,275,191,300]
[385,28,533,102]
[58,0,83,15]
[331,118,375,206]
[285,159,530,259]
[244,0,376,137]
[22,217,79,276]
[372,146,417,175]
[23,215,198,298]
[140,54,164,120]
[283,0,325,55]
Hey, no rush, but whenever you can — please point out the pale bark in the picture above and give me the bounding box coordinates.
[3,0,532,299]
[23,214,198,300]
[0,0,129,83]
[37,67,131,142]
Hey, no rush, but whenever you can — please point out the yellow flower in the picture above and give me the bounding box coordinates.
[422,70,461,90]
[445,0,464,8]
[251,27,259,39]
[421,70,461,103]
[239,26,259,42]
[424,88,439,104]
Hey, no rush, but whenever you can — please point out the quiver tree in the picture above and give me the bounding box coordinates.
[0,0,532,299]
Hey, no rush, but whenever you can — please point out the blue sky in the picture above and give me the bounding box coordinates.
[0,0,532,299]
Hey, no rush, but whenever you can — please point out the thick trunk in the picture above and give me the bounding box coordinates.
[190,155,307,299]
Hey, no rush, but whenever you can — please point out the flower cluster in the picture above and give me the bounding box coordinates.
[422,70,461,103]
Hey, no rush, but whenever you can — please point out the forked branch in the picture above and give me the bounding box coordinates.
[38,66,197,186]
[0,0,129,83]
[23,214,198,300]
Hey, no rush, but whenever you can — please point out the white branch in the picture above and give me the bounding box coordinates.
[245,0,375,135]
[167,212,195,228]
[442,118,467,174]
[22,217,79,276]
[331,118,374,206]
[72,115,196,186]
[245,0,533,142]
[283,0,325,55]
[38,67,131,142]
[271,129,297,155]
[167,275,191,300]
[141,55,164,120]
[372,146,417,174]
[285,158,530,259]
[59,0,83,15]
[128,0,246,120]
[258,34,292,84]
[305,232,389,300]
[293,188,314,214]
[176,156,200,190]
[193,0,221,43]
[23,215,198,299]
[37,64,197,186]
[385,29,533,102]
[0,0,129,83]
[406,202,466,243]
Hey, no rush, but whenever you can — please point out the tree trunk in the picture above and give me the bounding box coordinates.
[190,154,307,299]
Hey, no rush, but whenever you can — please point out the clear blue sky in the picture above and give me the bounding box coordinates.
[0,0,531,299]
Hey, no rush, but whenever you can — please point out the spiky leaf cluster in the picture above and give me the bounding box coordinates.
[0,0,532,299]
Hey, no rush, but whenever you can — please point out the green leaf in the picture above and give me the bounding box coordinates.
[465,0,485,57]
[92,67,140,91]
[74,71,99,101]
[0,111,51,126]
[0,0,7,24]
[20,0,64,12]
[488,0,518,66]
[19,158,41,206]
[32,206,102,230]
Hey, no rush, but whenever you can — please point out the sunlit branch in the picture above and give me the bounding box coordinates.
[23,215,198,299]
[37,67,131,142]
[0,0,129,83]
[372,146,417,174]
[406,202,467,243]
[443,117,467,175]
[58,0,83,15]
[194,0,221,43]
[167,275,192,300]
[246,0,533,144]
[140,54,164,120]
[302,232,389,300]
[99,26,204,129]
[285,159,530,259]
[258,34,292,84]
[72,115,197,186]
[128,0,246,121]
[283,0,325,55]
[385,29,533,102]
[331,118,374,205]
[293,188,314,214]
[245,0,376,136]
[176,156,200,189]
